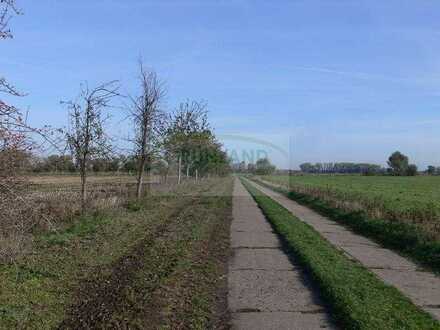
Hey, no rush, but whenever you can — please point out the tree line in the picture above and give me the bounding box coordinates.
[299,151,437,176]
[22,154,139,173]
[299,162,382,175]
[233,158,276,175]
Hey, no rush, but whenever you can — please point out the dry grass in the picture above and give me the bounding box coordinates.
[0,174,176,264]
[1,173,220,264]
[29,174,143,185]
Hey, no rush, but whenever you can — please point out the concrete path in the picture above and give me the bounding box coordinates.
[228,178,335,330]
[246,178,440,321]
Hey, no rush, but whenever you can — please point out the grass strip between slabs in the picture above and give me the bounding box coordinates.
[252,177,440,274]
[241,178,440,330]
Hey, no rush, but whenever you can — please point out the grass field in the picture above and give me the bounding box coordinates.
[0,177,232,329]
[262,175,440,238]
[242,178,440,330]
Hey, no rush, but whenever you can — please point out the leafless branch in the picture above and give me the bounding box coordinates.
[0,0,21,39]
[63,80,120,209]
[128,61,166,198]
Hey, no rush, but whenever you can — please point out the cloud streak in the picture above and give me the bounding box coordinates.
[290,66,410,84]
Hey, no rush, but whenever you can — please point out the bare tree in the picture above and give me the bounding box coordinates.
[64,81,119,209]
[1,0,38,207]
[0,1,60,262]
[0,0,20,39]
[128,62,166,199]
[1,0,23,137]
[0,0,21,120]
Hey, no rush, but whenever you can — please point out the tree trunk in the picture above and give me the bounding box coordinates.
[145,167,151,195]
[178,155,182,184]
[136,156,146,199]
[80,166,87,211]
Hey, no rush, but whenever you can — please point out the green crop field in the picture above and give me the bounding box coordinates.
[261,175,440,238]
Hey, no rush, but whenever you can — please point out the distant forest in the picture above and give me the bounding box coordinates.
[299,151,439,176]
[299,162,383,175]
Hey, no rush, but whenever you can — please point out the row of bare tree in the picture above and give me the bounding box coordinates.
[63,67,229,209]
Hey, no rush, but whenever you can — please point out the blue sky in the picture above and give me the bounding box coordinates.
[2,0,440,169]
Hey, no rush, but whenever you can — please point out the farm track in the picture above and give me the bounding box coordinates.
[246,178,440,321]
[57,198,192,329]
[229,178,335,329]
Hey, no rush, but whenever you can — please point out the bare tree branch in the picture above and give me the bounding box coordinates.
[128,61,166,198]
[0,0,20,39]
[64,80,120,209]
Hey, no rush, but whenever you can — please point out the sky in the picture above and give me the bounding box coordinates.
[1,0,440,169]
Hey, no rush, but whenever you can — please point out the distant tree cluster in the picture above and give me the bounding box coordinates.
[233,158,276,175]
[387,151,418,176]
[299,162,383,175]
[426,166,440,176]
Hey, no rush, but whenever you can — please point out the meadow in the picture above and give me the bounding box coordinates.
[262,174,440,239]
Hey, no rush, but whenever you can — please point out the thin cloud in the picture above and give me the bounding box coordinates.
[290,66,409,83]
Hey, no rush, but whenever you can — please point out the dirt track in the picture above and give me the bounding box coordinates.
[58,183,233,329]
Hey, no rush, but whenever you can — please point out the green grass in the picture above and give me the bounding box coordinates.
[241,178,440,330]
[40,213,109,246]
[263,175,440,235]
[254,176,440,273]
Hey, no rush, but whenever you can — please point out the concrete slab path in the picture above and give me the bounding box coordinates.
[228,178,335,330]
[246,178,440,321]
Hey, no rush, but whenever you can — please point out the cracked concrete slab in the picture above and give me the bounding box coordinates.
[230,248,294,271]
[320,231,380,248]
[231,312,333,330]
[231,220,274,232]
[373,269,440,306]
[229,270,325,312]
[344,245,417,271]
[231,231,281,249]
[249,178,440,321]
[228,178,335,329]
